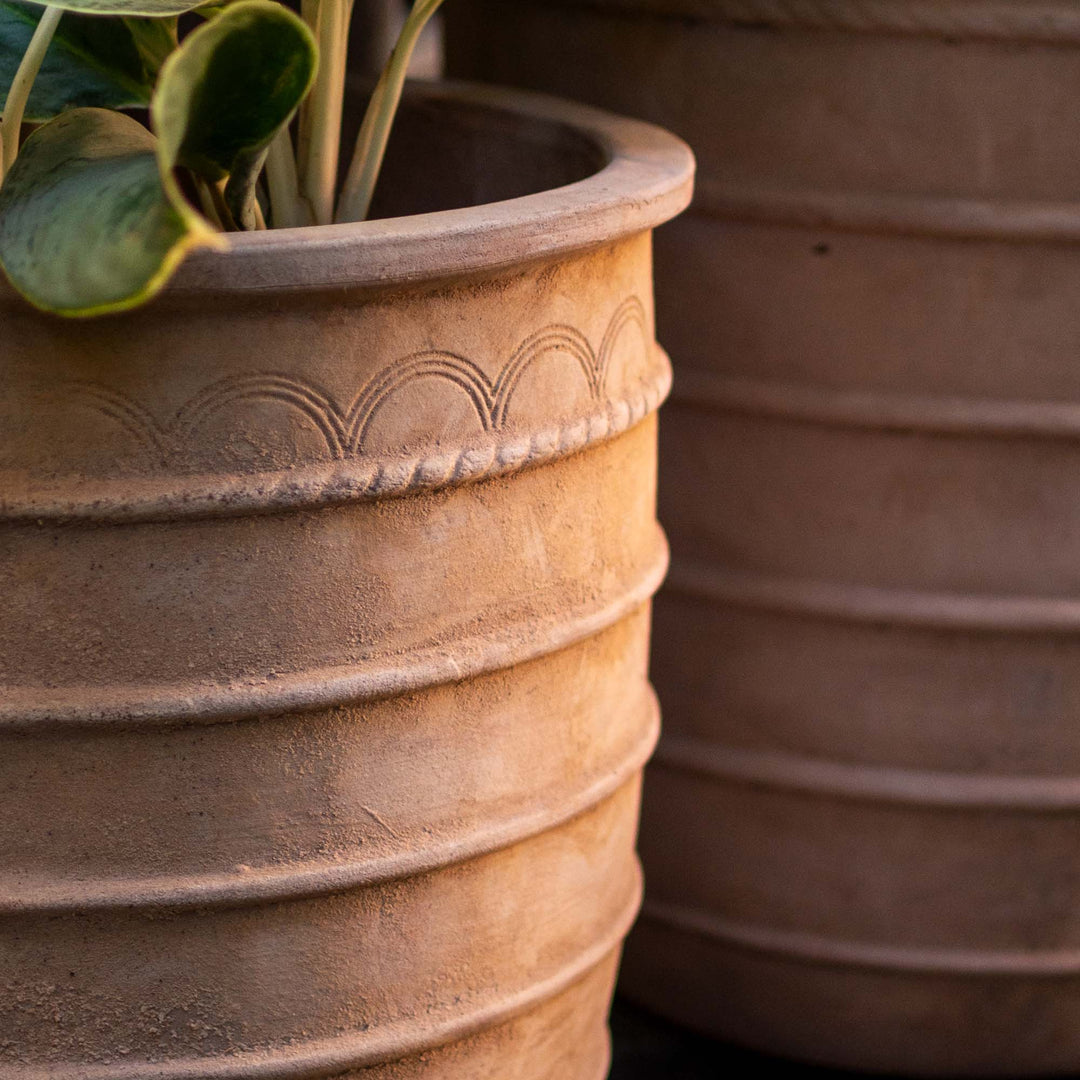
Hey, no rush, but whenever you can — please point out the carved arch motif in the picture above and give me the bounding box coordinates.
[70,297,651,468]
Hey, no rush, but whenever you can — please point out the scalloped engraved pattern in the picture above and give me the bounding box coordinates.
[71,297,646,464]
[12,298,667,522]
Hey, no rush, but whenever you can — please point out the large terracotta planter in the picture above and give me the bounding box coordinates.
[0,82,692,1079]
[447,5,1080,1075]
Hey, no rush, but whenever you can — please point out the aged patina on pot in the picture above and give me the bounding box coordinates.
[448,3,1080,1074]
[0,82,692,1078]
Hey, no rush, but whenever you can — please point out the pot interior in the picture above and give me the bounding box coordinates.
[356,84,609,219]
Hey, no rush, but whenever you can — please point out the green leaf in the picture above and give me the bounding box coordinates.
[153,0,316,223]
[27,0,206,15]
[192,0,234,16]
[0,1,175,121]
[121,13,176,76]
[0,0,316,314]
[0,107,220,315]
[0,1,316,314]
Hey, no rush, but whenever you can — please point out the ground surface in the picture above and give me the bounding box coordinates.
[608,998,855,1078]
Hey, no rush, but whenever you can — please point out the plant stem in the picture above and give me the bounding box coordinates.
[265,126,313,228]
[335,0,445,224]
[295,0,321,176]
[210,178,236,231]
[0,5,62,182]
[195,177,225,230]
[300,0,354,226]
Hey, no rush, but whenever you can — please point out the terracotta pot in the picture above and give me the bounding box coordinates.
[0,82,692,1079]
[447,5,1080,1075]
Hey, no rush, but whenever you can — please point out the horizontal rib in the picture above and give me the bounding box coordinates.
[640,900,1080,977]
[670,369,1080,439]
[664,0,1080,43]
[665,560,1080,633]
[693,180,1080,242]
[0,695,656,915]
[0,533,665,729]
[0,368,668,524]
[653,733,1080,811]
[1,880,640,1080]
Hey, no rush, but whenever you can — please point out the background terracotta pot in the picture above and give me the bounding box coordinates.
[0,83,692,1079]
[447,5,1080,1075]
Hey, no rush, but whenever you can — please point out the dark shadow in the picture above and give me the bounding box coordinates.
[609,998,898,1079]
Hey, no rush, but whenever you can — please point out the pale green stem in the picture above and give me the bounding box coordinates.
[300,0,354,226]
[265,126,313,228]
[210,177,235,231]
[335,0,446,224]
[0,5,63,182]
[295,0,322,177]
[195,176,225,231]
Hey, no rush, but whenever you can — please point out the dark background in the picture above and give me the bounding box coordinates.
[609,999,862,1079]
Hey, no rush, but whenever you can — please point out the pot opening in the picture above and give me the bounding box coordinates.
[351,84,610,220]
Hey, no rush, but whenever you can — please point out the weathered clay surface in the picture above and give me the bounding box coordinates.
[0,83,693,1078]
[446,6,1080,1075]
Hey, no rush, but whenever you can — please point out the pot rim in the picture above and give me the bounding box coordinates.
[154,78,694,297]
[511,0,1080,44]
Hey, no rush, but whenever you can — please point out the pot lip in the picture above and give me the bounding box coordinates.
[158,79,695,297]
[520,0,1080,44]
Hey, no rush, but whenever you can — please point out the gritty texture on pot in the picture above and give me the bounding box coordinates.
[447,6,1080,1076]
[0,83,693,1078]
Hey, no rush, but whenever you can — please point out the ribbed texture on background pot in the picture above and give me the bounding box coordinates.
[0,81,693,1079]
[447,5,1080,1075]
